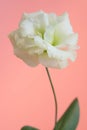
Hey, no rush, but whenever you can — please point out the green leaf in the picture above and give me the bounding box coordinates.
[21,126,39,130]
[54,98,80,130]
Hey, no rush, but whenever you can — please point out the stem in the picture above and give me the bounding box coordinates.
[45,67,58,128]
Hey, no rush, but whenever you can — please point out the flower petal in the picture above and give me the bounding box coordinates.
[9,30,35,49]
[39,53,68,69]
[59,33,78,45]
[21,10,45,20]
[57,33,78,50]
[48,13,57,25]
[46,43,76,62]
[19,20,35,36]
[14,48,39,66]
[36,12,49,29]
[27,36,46,55]
[34,36,46,49]
[55,13,73,39]
[44,26,55,44]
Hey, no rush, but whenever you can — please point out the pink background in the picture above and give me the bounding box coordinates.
[0,0,86,130]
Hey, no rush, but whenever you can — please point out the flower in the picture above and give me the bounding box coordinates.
[9,10,79,69]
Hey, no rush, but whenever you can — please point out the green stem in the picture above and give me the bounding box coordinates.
[45,67,58,128]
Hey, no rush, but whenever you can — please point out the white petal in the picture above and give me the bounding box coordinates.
[14,48,39,66]
[39,53,68,69]
[48,13,57,24]
[26,36,46,55]
[55,13,73,39]
[56,33,78,50]
[36,12,49,28]
[9,31,17,47]
[22,10,44,19]
[58,33,78,45]
[46,43,76,61]
[9,30,35,49]
[34,36,46,49]
[19,20,35,36]
[44,26,55,44]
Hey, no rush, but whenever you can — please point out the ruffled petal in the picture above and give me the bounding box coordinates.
[19,20,35,36]
[48,13,57,25]
[14,48,39,67]
[21,11,45,20]
[35,12,49,29]
[44,26,55,44]
[57,33,78,50]
[46,43,76,62]
[55,13,73,39]
[39,53,68,69]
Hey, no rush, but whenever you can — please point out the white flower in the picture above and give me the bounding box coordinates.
[9,10,79,69]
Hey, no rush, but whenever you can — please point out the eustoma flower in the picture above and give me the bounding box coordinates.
[9,11,78,69]
[9,11,80,130]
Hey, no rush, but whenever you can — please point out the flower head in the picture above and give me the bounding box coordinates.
[9,10,79,69]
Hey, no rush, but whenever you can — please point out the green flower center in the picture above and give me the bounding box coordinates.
[35,28,61,47]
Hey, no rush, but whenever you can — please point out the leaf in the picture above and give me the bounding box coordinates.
[54,98,80,130]
[21,126,39,130]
